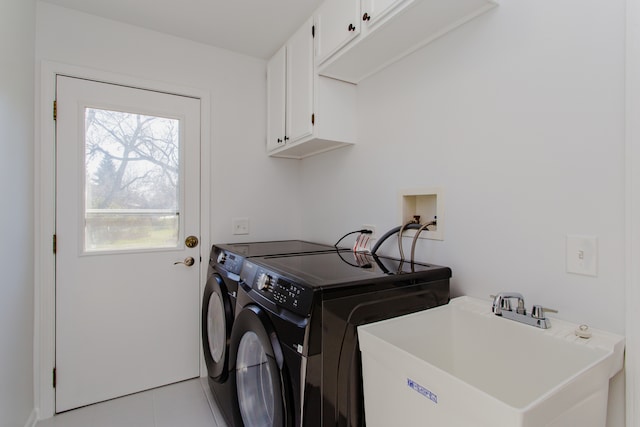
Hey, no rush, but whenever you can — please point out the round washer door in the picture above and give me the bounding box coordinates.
[231,305,289,427]
[202,273,234,381]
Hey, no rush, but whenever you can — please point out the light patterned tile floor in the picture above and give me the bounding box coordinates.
[37,378,227,427]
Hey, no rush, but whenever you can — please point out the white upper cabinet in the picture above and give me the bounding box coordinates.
[266,45,287,152]
[317,0,498,83]
[267,18,357,159]
[287,18,314,144]
[361,0,404,27]
[315,0,361,64]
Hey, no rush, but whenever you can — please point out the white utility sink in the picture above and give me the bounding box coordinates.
[358,296,624,427]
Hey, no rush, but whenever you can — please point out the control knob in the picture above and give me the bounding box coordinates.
[216,251,227,264]
[257,273,273,292]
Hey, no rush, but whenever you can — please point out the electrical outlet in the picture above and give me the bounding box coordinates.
[232,217,250,235]
[362,224,376,239]
[566,235,597,276]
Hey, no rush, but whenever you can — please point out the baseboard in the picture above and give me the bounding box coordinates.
[24,408,38,427]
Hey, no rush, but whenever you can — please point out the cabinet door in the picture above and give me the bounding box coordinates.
[361,0,409,27]
[287,18,314,144]
[266,45,286,152]
[315,0,360,64]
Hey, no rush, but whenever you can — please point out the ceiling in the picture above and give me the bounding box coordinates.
[40,0,324,59]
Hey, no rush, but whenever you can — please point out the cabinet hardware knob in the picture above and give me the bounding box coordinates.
[348,23,356,31]
[284,136,290,141]
[277,138,282,143]
[362,13,371,21]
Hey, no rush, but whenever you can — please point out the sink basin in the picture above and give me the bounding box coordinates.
[358,296,624,427]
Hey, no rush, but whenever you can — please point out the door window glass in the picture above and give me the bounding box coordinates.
[236,331,276,426]
[84,108,180,252]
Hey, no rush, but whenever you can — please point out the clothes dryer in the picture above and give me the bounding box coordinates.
[202,241,341,426]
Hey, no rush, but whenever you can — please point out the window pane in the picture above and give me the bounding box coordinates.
[84,108,180,252]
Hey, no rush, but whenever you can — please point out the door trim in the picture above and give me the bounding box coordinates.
[35,61,212,420]
[627,0,640,425]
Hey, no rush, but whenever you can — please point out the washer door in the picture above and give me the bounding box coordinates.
[231,305,288,427]
[202,273,234,381]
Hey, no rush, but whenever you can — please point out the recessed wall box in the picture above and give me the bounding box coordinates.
[399,188,444,241]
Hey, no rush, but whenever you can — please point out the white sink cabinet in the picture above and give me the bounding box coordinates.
[316,0,498,83]
[267,18,357,159]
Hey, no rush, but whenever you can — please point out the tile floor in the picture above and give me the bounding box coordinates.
[36,378,227,427]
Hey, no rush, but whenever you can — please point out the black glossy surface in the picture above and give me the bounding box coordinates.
[203,240,345,427]
[236,251,451,427]
[257,250,451,288]
[216,240,339,258]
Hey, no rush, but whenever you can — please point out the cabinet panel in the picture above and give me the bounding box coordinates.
[267,46,286,152]
[361,0,408,27]
[287,18,314,143]
[315,0,361,64]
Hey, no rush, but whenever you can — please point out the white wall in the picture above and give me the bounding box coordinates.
[0,0,36,426]
[35,1,302,244]
[303,0,625,332]
[300,1,626,424]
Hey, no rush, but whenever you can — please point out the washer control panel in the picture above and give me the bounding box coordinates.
[212,248,244,275]
[242,263,313,317]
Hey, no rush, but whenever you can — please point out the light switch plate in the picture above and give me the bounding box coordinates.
[566,235,597,276]
[232,217,249,235]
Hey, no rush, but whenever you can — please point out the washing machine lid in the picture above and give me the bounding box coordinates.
[215,240,341,258]
[253,251,452,290]
[212,240,343,277]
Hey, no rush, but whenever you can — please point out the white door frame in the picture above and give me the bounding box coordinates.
[627,0,640,425]
[34,61,212,420]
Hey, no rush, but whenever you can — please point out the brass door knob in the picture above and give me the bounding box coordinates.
[174,256,195,267]
[185,235,199,248]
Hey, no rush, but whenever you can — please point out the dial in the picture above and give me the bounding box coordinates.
[257,273,273,291]
[216,251,227,264]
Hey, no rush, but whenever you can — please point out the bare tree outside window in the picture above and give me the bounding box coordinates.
[84,108,181,252]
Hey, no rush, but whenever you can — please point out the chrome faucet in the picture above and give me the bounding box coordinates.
[491,292,557,329]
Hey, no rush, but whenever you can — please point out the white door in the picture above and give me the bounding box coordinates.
[55,76,201,412]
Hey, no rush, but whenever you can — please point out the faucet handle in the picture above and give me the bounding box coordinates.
[531,305,558,319]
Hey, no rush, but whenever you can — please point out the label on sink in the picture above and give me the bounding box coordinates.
[407,378,438,404]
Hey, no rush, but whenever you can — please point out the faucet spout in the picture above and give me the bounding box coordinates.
[491,292,555,329]
[492,292,525,315]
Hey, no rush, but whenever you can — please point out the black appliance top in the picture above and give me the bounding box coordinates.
[211,240,345,277]
[249,250,451,289]
[214,240,339,258]
[240,250,451,319]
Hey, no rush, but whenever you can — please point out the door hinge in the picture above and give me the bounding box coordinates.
[53,367,56,388]
[311,113,315,125]
[312,25,315,38]
[53,100,57,121]
[53,234,57,254]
